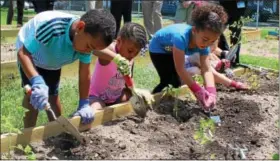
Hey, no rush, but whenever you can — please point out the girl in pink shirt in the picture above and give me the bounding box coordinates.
[89,22,148,111]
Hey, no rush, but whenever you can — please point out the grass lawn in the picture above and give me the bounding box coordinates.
[240,54,279,70]
[260,27,279,39]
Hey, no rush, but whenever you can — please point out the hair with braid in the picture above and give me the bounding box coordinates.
[192,3,228,34]
[118,22,147,49]
[81,9,116,46]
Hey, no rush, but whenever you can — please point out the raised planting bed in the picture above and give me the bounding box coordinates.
[1,68,279,160]
[1,28,20,38]
[243,28,261,42]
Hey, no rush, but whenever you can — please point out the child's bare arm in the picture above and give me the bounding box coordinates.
[200,55,215,87]
[18,46,50,111]
[172,47,195,87]
[92,43,117,62]
[93,43,115,65]
[17,46,39,79]
[93,48,130,76]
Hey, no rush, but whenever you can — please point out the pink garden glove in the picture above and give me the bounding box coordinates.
[204,87,217,111]
[230,81,249,90]
[215,59,231,72]
[189,82,216,112]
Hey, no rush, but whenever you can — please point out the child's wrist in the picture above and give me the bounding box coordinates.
[205,87,216,95]
[189,82,201,93]
[112,54,121,64]
[29,75,46,85]
[79,99,90,108]
[230,81,238,88]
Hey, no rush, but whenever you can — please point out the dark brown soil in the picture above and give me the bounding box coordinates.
[4,71,279,160]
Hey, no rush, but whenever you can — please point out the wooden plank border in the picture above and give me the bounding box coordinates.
[1,85,190,153]
[0,60,17,65]
[1,28,20,37]
[1,25,18,29]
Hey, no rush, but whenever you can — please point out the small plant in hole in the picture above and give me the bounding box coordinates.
[161,84,181,117]
[194,118,216,145]
[16,145,36,160]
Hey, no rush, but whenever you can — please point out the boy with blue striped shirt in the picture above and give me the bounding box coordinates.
[16,9,131,127]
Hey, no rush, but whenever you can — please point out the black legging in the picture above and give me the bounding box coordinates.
[110,0,133,38]
[150,52,181,94]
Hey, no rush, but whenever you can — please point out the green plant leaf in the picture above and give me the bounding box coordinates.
[210,153,216,159]
[16,144,24,151]
[27,153,36,160]
[24,145,32,154]
[272,154,279,160]
[276,120,280,128]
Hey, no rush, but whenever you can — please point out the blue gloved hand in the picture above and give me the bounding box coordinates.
[73,99,95,124]
[29,75,49,111]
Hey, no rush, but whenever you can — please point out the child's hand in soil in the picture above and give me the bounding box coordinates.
[112,54,131,76]
[73,99,95,124]
[230,81,249,90]
[135,88,155,108]
[189,82,216,111]
[215,59,231,72]
[204,87,217,111]
[29,75,49,110]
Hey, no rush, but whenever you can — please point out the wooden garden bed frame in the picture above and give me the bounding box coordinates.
[242,27,261,42]
[1,28,20,38]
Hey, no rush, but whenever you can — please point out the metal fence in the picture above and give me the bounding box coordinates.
[244,0,279,27]
[54,0,279,28]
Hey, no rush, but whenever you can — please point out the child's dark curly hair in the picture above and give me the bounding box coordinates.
[118,22,147,50]
[81,9,116,46]
[192,3,228,34]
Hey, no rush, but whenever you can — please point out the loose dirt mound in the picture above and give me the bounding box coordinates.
[4,71,279,160]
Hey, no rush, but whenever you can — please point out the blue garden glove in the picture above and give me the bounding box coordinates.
[29,75,49,111]
[73,99,95,124]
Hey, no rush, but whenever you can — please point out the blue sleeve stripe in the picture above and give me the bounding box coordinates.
[37,25,67,42]
[36,17,72,35]
[36,22,68,38]
[41,31,66,44]
[35,18,72,44]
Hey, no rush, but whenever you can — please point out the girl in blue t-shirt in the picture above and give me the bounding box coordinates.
[149,3,228,112]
